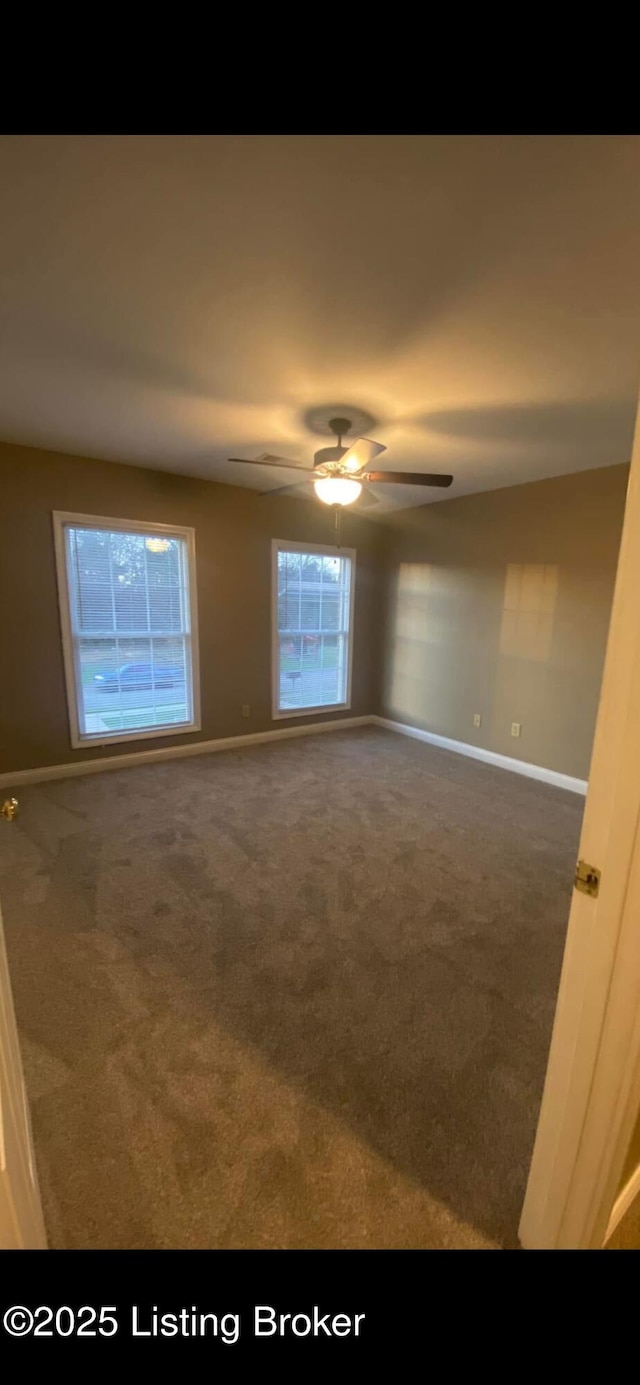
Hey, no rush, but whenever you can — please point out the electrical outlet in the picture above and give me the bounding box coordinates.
[473,713,482,728]
[241,704,250,718]
[511,721,521,738]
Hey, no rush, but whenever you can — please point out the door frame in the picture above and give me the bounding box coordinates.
[520,397,640,1249]
[0,903,47,1249]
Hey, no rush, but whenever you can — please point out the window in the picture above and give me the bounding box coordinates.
[53,513,200,747]
[272,540,355,717]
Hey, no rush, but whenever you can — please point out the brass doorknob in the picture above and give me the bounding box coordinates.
[1,798,18,821]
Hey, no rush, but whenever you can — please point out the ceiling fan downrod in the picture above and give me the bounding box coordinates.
[328,416,352,451]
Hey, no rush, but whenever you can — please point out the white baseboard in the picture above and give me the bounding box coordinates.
[0,713,589,797]
[0,716,374,788]
[605,1164,640,1243]
[372,716,588,796]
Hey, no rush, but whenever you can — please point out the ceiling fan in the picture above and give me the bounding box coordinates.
[229,416,453,511]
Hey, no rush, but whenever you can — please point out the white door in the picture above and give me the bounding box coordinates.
[520,394,640,1249]
[0,804,47,1248]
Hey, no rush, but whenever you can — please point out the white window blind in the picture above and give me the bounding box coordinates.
[54,515,199,746]
[273,542,355,716]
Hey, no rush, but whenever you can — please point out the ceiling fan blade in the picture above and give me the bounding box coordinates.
[260,453,315,469]
[339,437,387,473]
[356,485,380,508]
[228,454,314,471]
[259,480,314,497]
[366,471,453,487]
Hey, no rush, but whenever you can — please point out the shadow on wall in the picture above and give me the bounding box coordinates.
[386,560,560,745]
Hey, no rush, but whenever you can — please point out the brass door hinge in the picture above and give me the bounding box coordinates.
[575,859,600,897]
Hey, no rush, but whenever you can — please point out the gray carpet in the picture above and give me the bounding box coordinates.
[0,727,583,1249]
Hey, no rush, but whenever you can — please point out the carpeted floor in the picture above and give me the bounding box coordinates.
[0,727,583,1249]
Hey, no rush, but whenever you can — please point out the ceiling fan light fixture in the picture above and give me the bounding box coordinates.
[313,477,362,507]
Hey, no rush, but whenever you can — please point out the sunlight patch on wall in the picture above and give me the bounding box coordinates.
[394,563,433,642]
[499,564,558,663]
[387,562,434,720]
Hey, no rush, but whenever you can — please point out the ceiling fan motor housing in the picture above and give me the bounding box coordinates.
[313,444,348,471]
[313,415,354,472]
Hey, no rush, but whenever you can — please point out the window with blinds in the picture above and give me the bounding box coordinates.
[53,514,200,747]
[273,540,355,716]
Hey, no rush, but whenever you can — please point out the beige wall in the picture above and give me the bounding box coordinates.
[0,444,629,782]
[0,442,383,775]
[379,465,629,781]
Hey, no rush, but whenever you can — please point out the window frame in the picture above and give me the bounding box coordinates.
[271,538,356,721]
[53,511,201,749]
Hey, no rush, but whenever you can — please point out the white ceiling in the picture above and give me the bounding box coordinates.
[0,134,638,516]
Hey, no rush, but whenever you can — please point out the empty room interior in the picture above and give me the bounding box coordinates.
[1,134,639,1251]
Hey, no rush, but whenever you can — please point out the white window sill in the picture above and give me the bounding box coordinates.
[272,703,351,721]
[70,718,201,750]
